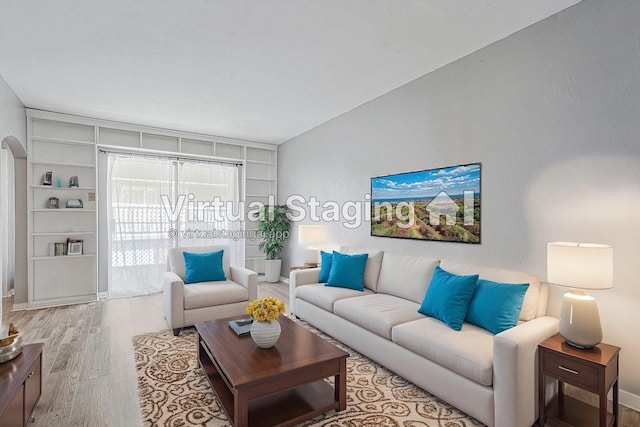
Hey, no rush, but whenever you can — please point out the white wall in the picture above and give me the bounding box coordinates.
[0,74,26,328]
[278,0,640,406]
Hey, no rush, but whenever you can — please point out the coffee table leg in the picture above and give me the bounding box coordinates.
[234,390,249,427]
[336,358,347,411]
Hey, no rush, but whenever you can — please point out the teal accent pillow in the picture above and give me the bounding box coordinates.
[318,250,333,283]
[183,250,226,284]
[326,251,368,291]
[465,279,529,334]
[418,266,478,331]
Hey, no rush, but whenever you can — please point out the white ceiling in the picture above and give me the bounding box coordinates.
[0,1,580,144]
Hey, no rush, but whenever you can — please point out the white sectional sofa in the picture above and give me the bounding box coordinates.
[289,246,559,427]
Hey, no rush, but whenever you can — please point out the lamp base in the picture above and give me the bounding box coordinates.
[303,248,319,266]
[562,340,596,350]
[559,289,603,349]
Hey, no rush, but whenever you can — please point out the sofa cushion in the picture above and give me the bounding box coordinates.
[377,253,440,303]
[340,246,384,291]
[183,250,226,284]
[466,279,529,334]
[334,294,424,340]
[392,317,495,386]
[418,266,478,331]
[168,245,231,281]
[183,281,248,310]
[296,283,374,312]
[326,251,368,290]
[318,250,333,283]
[440,260,540,321]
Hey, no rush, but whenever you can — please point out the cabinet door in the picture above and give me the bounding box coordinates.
[24,355,42,423]
[0,383,24,427]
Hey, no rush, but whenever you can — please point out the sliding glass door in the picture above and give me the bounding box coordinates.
[106,154,240,297]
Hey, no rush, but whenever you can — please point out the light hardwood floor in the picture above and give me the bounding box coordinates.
[3,281,639,426]
[2,281,289,426]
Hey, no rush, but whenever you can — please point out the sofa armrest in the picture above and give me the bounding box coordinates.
[230,266,258,301]
[163,271,186,330]
[493,316,559,427]
[289,268,321,315]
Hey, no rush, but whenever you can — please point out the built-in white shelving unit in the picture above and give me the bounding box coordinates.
[25,110,277,309]
[27,118,98,308]
[244,147,277,274]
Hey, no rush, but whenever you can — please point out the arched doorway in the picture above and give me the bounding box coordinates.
[1,135,26,318]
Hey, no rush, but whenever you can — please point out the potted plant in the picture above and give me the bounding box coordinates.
[258,205,291,282]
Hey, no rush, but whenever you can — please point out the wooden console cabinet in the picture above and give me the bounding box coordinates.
[0,343,44,426]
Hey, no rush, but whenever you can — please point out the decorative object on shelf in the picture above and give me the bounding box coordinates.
[258,205,291,282]
[298,224,326,267]
[43,171,52,186]
[0,323,22,363]
[69,175,79,188]
[66,198,83,208]
[47,197,60,209]
[56,178,62,188]
[371,162,481,243]
[67,238,83,256]
[547,242,613,349]
[245,296,286,348]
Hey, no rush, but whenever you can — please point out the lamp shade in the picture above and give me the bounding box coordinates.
[298,225,327,246]
[547,242,613,290]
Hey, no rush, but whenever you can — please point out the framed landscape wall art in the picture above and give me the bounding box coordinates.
[371,163,481,243]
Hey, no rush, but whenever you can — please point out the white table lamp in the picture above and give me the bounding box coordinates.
[547,242,613,349]
[298,225,326,267]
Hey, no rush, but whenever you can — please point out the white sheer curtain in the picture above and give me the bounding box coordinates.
[106,153,241,298]
[178,161,244,265]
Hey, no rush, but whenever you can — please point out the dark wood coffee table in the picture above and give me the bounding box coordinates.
[195,315,348,427]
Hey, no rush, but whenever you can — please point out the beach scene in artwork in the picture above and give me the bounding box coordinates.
[371,163,481,243]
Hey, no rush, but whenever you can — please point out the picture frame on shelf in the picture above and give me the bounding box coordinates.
[67,239,83,256]
[43,171,53,186]
[69,176,79,188]
[66,198,83,208]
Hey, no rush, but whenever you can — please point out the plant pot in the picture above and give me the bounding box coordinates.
[250,320,281,348]
[264,259,282,283]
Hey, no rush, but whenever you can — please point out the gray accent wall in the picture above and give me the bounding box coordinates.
[278,0,640,404]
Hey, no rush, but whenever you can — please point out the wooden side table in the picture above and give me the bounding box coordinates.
[0,343,44,427]
[538,333,620,427]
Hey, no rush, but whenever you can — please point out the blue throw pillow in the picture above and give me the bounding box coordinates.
[183,250,226,284]
[465,279,529,334]
[326,251,368,291]
[418,266,478,331]
[318,250,333,283]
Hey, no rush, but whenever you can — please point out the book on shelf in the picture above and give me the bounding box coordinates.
[50,242,67,256]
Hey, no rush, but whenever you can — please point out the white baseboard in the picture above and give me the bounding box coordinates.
[280,276,289,284]
[620,389,640,412]
[11,302,28,311]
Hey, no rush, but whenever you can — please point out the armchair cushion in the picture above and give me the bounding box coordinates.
[183,281,250,310]
[183,250,226,284]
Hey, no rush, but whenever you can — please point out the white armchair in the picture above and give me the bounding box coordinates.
[163,245,258,335]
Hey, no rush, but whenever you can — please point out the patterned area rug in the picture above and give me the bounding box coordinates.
[132,321,484,427]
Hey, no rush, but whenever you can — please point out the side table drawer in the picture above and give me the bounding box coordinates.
[545,351,598,390]
[24,352,42,423]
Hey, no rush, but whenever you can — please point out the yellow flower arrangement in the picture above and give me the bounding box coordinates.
[246,296,286,322]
